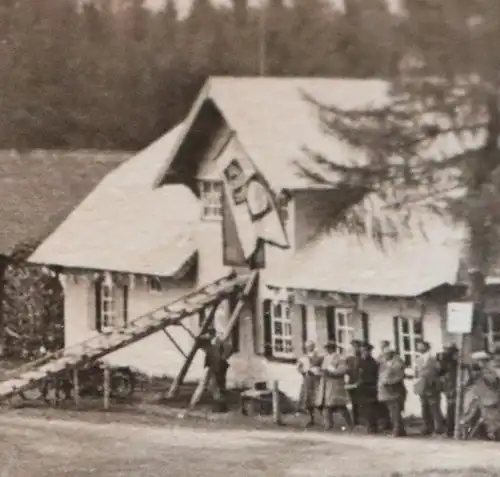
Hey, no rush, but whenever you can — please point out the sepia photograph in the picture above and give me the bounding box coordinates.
[1,0,500,476]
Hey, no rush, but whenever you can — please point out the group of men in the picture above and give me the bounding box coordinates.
[198,326,500,440]
[297,338,464,437]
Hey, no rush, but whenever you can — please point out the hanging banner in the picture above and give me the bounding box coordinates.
[218,140,289,263]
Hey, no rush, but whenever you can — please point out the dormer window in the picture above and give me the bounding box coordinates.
[148,277,163,293]
[199,180,223,221]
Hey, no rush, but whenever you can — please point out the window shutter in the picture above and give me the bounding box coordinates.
[300,305,307,348]
[326,306,336,342]
[393,316,400,355]
[361,312,369,344]
[93,281,102,332]
[123,285,129,327]
[229,292,240,353]
[262,299,272,357]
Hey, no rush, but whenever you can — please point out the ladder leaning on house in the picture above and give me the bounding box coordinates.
[0,271,258,404]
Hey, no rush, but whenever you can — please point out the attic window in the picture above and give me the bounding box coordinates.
[199,180,223,221]
[148,277,163,293]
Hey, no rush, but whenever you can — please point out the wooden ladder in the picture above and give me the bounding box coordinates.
[0,272,250,402]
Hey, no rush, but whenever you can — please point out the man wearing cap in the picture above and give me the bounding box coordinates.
[374,341,393,430]
[414,340,445,435]
[316,341,353,430]
[378,346,407,437]
[471,345,500,440]
[357,342,380,433]
[439,343,459,437]
[345,339,363,427]
[297,340,323,427]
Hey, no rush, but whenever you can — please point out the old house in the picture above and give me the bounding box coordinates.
[29,77,500,416]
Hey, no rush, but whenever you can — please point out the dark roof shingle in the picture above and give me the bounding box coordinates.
[0,150,131,257]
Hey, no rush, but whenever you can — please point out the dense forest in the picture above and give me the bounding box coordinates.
[0,0,406,150]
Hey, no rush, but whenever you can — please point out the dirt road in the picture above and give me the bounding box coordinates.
[0,414,499,477]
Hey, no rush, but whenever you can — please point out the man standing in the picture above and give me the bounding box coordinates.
[414,340,445,435]
[200,329,231,413]
[357,343,380,433]
[345,339,363,426]
[439,343,459,437]
[378,347,407,437]
[376,340,393,431]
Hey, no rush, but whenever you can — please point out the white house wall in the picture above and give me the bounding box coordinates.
[63,277,207,381]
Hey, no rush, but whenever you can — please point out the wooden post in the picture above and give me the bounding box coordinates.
[162,329,188,359]
[103,365,111,410]
[73,368,80,406]
[272,380,282,425]
[454,334,465,440]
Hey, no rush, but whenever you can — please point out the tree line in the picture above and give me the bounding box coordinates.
[0,0,406,151]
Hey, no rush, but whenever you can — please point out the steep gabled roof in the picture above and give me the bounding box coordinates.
[154,76,389,191]
[0,150,130,258]
[29,124,200,277]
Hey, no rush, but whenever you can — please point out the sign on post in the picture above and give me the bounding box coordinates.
[447,302,474,334]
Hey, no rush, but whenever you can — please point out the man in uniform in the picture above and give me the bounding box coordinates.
[439,343,459,437]
[345,339,363,426]
[376,340,393,431]
[414,340,445,435]
[357,343,380,433]
[378,346,407,437]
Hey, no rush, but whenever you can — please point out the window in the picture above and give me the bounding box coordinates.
[485,313,500,351]
[148,277,163,293]
[199,180,223,220]
[100,281,117,331]
[95,277,128,332]
[330,308,355,354]
[270,301,294,359]
[394,316,423,372]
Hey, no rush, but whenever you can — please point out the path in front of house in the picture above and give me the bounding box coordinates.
[0,412,499,477]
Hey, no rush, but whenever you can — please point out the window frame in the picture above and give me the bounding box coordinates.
[332,307,355,355]
[147,276,163,294]
[269,301,294,360]
[199,180,223,221]
[100,281,117,332]
[394,315,423,375]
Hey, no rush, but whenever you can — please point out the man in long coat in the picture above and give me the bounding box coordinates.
[316,341,353,430]
[439,343,459,437]
[297,341,323,427]
[357,343,380,433]
[414,340,445,435]
[378,347,407,437]
[345,339,363,427]
[375,340,393,431]
[468,346,500,440]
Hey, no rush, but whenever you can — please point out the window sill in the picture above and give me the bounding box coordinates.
[263,355,297,365]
